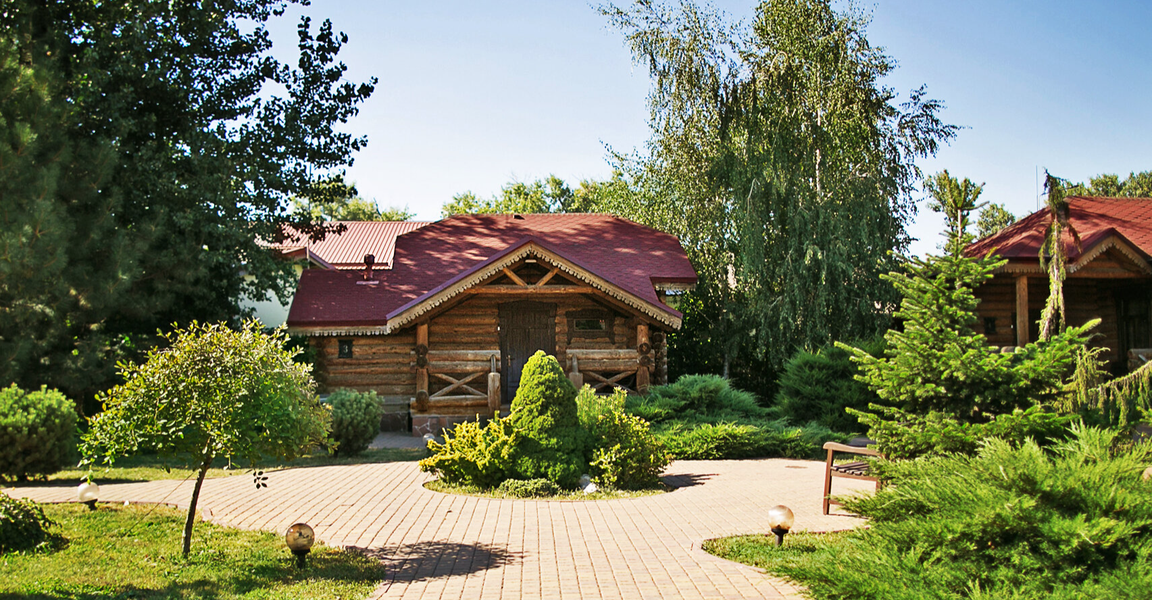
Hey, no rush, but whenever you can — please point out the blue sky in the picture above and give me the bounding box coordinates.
[269,1,1152,257]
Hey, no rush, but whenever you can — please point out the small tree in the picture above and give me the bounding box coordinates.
[839,254,1094,421]
[81,321,329,556]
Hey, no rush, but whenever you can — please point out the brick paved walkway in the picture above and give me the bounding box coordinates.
[8,459,871,599]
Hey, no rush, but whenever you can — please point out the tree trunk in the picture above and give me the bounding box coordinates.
[182,454,213,557]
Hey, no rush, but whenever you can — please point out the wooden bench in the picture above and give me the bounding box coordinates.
[822,441,883,515]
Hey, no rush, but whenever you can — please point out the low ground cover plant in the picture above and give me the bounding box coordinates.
[709,426,1152,599]
[0,503,385,599]
[327,389,383,456]
[0,384,78,481]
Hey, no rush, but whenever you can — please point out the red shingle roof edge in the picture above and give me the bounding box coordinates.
[965,196,1152,262]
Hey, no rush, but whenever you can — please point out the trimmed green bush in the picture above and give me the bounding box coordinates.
[328,389,383,456]
[0,494,54,553]
[629,374,766,423]
[773,338,883,433]
[419,418,519,489]
[496,478,561,498]
[507,351,589,489]
[780,425,1152,599]
[0,384,78,480]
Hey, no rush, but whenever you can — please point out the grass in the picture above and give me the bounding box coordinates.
[424,479,668,500]
[12,447,424,486]
[703,530,851,577]
[0,503,386,599]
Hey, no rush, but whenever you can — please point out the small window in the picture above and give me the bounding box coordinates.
[983,317,997,336]
[574,318,607,331]
[338,339,353,358]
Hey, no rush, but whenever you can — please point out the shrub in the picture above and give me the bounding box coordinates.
[0,384,78,481]
[589,410,669,489]
[496,478,561,498]
[419,418,519,489]
[629,374,765,423]
[0,494,54,553]
[507,351,589,488]
[851,404,1078,460]
[773,338,883,433]
[328,389,382,456]
[789,425,1152,599]
[576,385,626,430]
[655,420,834,460]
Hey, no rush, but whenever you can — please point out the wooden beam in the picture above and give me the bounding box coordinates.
[1015,275,1029,346]
[535,266,561,287]
[430,371,485,398]
[416,323,429,409]
[636,323,651,393]
[502,267,528,287]
[487,371,501,418]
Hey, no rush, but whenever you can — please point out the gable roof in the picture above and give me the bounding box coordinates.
[966,197,1152,270]
[286,213,698,333]
[272,221,431,269]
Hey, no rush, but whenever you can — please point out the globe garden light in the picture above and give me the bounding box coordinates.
[77,481,100,510]
[767,505,795,547]
[285,522,315,568]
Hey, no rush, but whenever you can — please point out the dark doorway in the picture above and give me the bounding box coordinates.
[499,301,557,404]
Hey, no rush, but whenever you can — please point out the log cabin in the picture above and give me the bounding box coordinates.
[286,213,698,435]
[965,197,1152,374]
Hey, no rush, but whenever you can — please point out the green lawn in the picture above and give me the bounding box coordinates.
[703,530,851,577]
[0,503,386,599]
[22,447,423,486]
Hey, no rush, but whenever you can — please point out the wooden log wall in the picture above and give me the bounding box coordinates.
[311,331,416,396]
[312,291,673,409]
[973,274,1125,366]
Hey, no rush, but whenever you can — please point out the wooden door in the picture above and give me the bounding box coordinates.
[499,301,557,404]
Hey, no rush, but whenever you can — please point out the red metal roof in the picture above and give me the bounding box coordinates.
[966,196,1152,262]
[274,221,431,269]
[287,213,698,329]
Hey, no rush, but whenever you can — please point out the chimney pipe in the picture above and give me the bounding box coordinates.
[363,254,375,280]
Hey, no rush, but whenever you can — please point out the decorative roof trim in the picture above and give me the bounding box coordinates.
[286,325,390,337]
[387,240,683,330]
[1068,233,1152,275]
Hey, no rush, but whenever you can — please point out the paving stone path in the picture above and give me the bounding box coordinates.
[9,459,871,599]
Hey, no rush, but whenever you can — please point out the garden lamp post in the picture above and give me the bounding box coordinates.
[285,522,315,568]
[77,481,100,510]
[767,504,795,547]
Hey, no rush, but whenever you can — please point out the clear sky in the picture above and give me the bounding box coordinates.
[268,1,1152,257]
